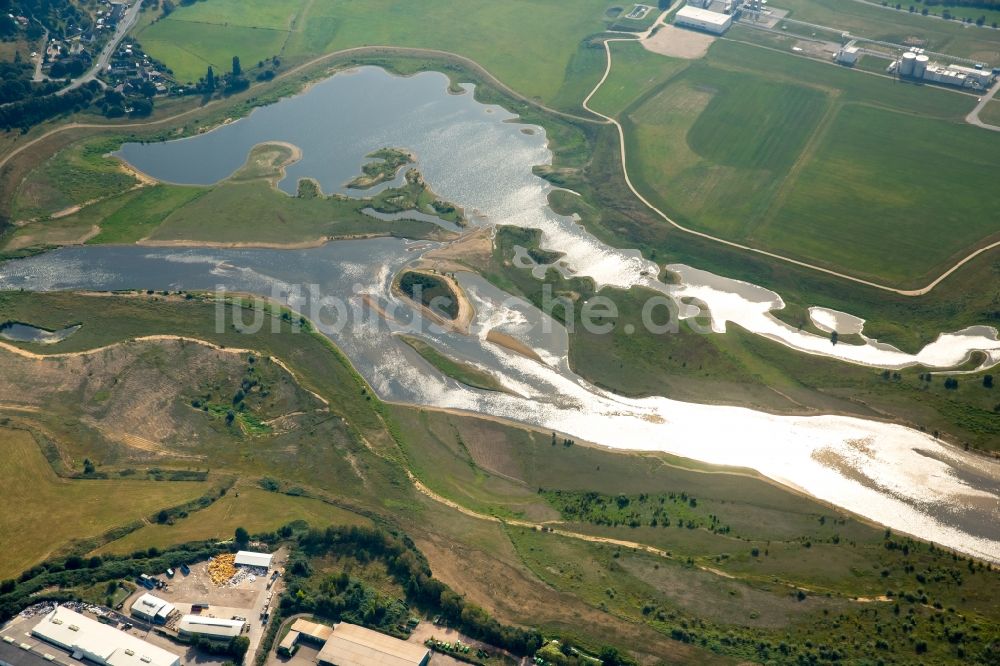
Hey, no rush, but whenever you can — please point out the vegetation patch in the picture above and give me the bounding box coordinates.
[348,147,414,189]
[399,335,508,393]
[397,270,461,320]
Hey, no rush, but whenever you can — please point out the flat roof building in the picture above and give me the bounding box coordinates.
[130,593,176,624]
[234,551,273,569]
[177,616,245,641]
[31,607,180,666]
[317,623,429,666]
[674,4,732,34]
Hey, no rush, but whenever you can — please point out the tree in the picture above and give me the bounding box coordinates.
[157,509,170,524]
[232,56,241,77]
[83,458,95,475]
[830,330,839,345]
[205,65,216,91]
[984,374,994,389]
[229,636,250,662]
[235,526,250,547]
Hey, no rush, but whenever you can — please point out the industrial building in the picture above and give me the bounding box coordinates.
[674,4,733,34]
[30,606,181,666]
[129,593,176,624]
[317,624,429,666]
[177,616,245,641]
[234,551,273,569]
[896,50,994,89]
[835,42,860,66]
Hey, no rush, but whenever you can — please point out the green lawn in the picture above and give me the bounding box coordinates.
[981,99,1000,126]
[0,427,210,579]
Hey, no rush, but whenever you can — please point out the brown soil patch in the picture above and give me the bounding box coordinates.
[642,24,715,59]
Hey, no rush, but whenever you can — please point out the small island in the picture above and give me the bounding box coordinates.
[347,147,415,189]
[397,270,461,321]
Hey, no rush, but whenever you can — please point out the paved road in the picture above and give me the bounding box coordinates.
[966,79,1000,130]
[57,0,145,95]
[31,28,48,82]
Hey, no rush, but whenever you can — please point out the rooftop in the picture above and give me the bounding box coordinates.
[130,594,175,620]
[177,616,244,639]
[675,4,732,25]
[31,607,180,666]
[234,551,273,569]
[290,619,334,642]
[317,623,428,666]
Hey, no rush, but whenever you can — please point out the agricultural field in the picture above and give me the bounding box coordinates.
[135,0,617,109]
[0,427,211,580]
[622,39,1000,285]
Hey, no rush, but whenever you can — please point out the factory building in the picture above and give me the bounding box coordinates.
[31,606,181,666]
[674,4,733,34]
[129,593,176,625]
[317,623,429,666]
[896,50,994,89]
[234,551,273,569]
[177,616,245,641]
[835,44,860,65]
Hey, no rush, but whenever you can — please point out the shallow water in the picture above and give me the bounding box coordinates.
[6,66,1000,560]
[0,321,80,344]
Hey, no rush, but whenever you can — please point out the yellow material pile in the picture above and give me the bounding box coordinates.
[208,553,236,585]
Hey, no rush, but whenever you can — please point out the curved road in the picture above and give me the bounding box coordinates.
[3,35,999,296]
[966,79,1000,131]
[581,26,1000,296]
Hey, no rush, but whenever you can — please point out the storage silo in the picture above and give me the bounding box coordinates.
[914,54,929,78]
[900,52,916,76]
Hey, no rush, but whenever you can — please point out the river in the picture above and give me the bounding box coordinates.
[3,66,999,561]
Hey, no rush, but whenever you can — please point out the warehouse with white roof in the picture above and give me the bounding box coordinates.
[674,4,733,34]
[31,606,180,666]
[177,615,245,641]
[234,550,273,569]
[130,593,176,624]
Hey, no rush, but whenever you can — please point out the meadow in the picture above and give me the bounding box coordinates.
[0,427,211,579]
[96,487,371,555]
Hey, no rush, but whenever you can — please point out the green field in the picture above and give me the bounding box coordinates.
[96,487,371,555]
[0,428,210,579]
[586,40,688,118]
[622,40,1000,285]
[399,335,509,394]
[136,0,616,109]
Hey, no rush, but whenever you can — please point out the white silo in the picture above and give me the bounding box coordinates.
[914,54,929,78]
[900,52,916,76]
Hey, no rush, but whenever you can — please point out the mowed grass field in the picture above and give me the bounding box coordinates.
[136,0,616,108]
[0,428,210,579]
[96,487,371,556]
[623,39,1000,286]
